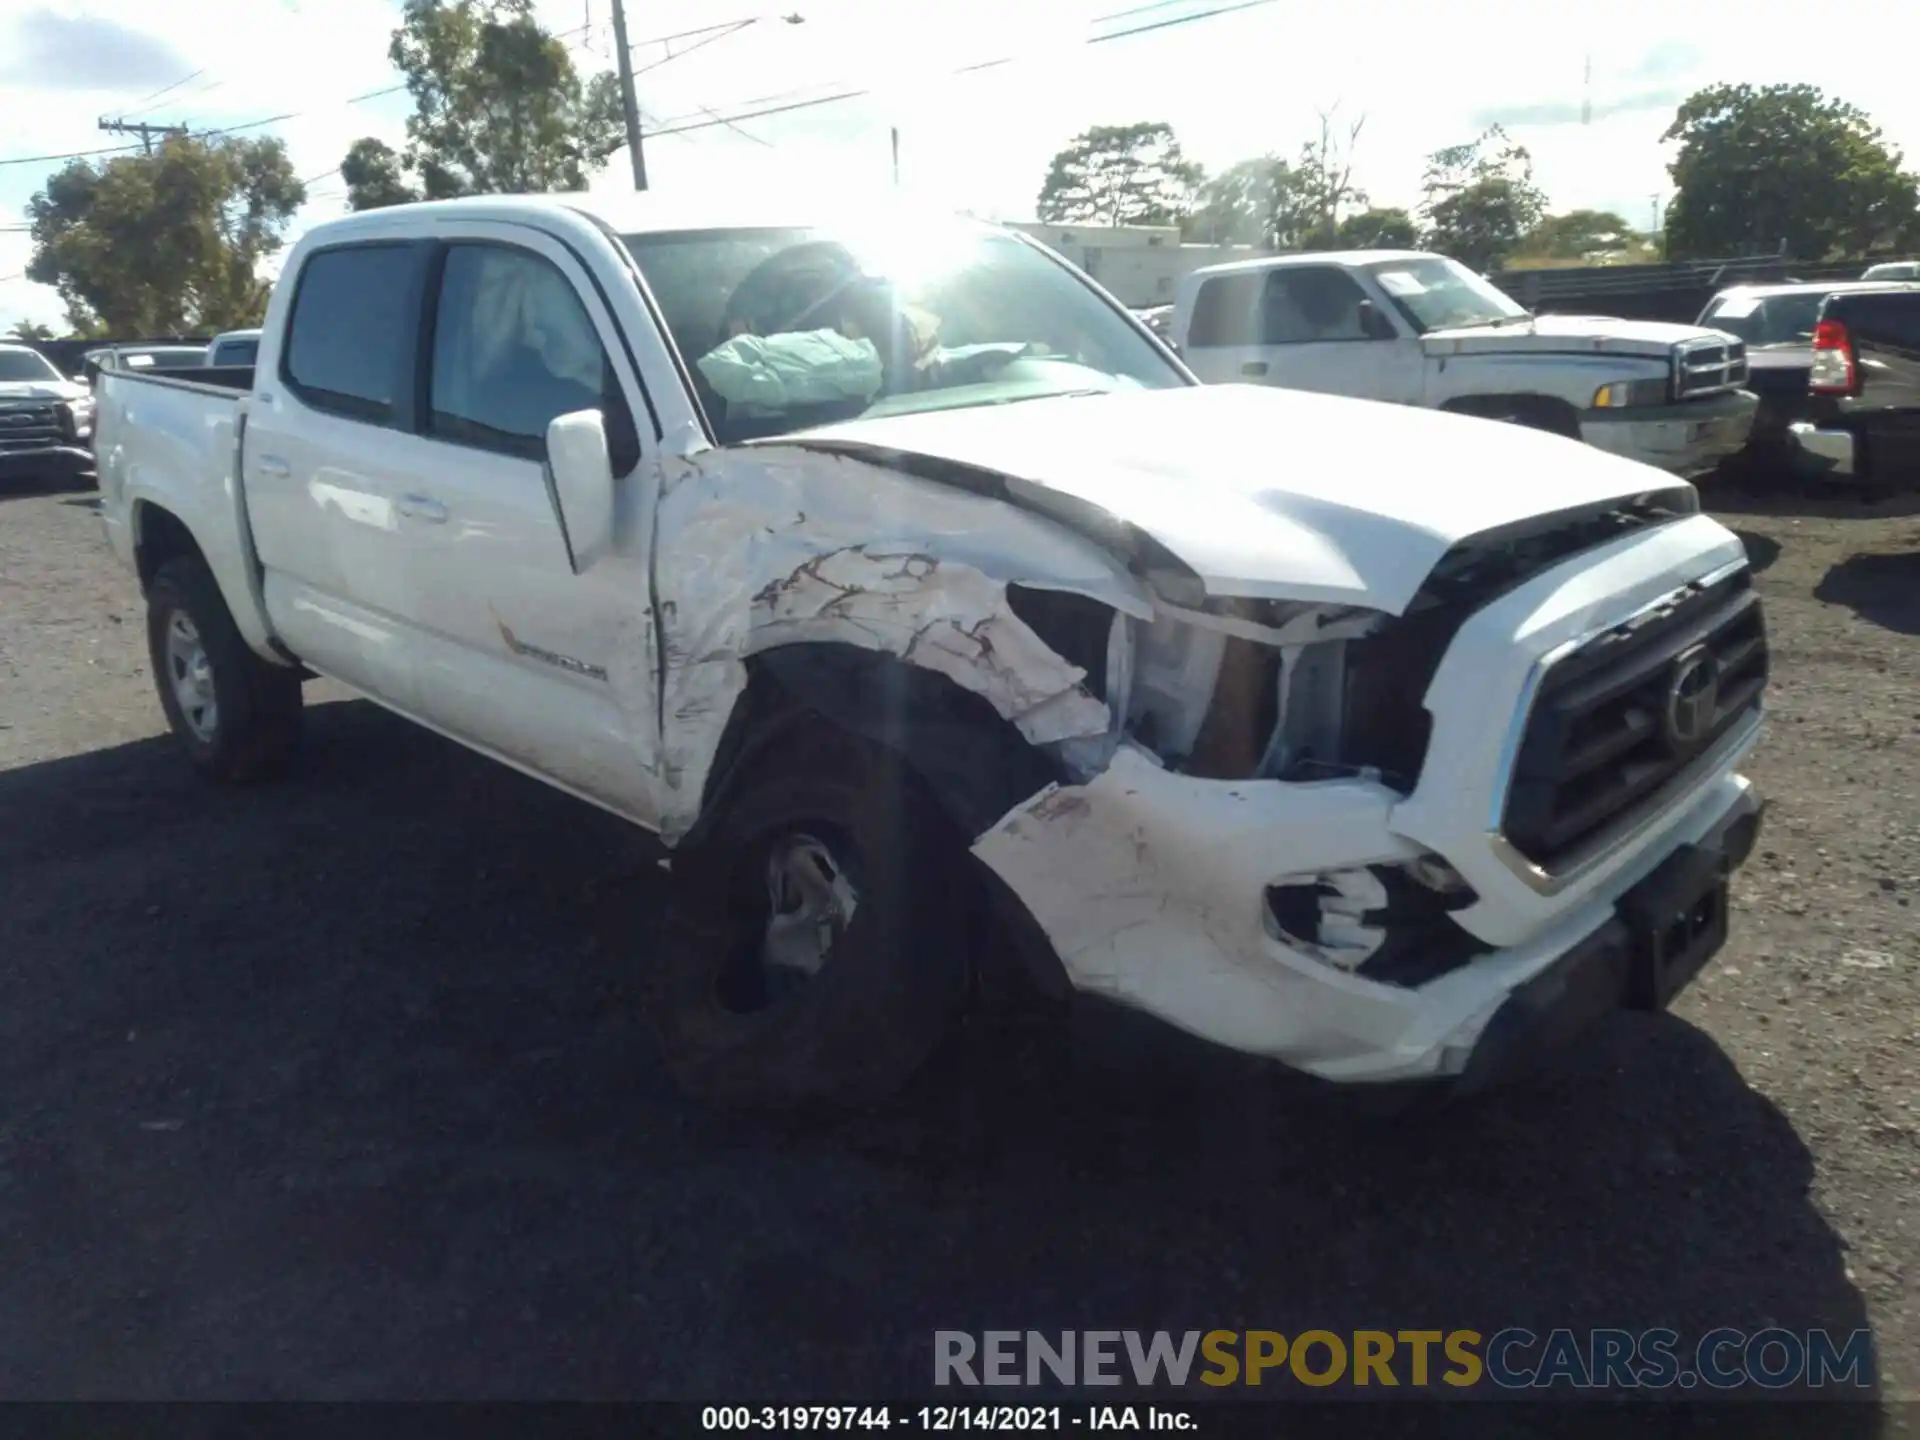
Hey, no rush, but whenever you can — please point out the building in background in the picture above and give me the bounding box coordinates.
[1005,222,1262,310]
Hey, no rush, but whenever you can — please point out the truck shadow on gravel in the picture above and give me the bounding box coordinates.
[1705,482,1920,525]
[1815,551,1920,636]
[0,700,1880,1413]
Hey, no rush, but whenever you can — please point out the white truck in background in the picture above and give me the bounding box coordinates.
[96,194,1767,1110]
[1172,250,1761,479]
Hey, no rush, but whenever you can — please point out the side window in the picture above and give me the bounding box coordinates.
[1185,273,1263,347]
[1876,296,1920,351]
[282,245,418,422]
[1259,267,1373,344]
[428,243,638,471]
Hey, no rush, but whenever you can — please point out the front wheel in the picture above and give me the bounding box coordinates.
[649,724,974,1109]
[146,555,303,783]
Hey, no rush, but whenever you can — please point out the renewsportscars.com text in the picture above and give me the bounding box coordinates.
[933,1328,1875,1391]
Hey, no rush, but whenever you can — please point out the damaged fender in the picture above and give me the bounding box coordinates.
[653,443,1153,842]
[969,745,1440,1068]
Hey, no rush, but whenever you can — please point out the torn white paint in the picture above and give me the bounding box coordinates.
[968,745,1613,1084]
[969,745,1472,1077]
[653,444,1153,840]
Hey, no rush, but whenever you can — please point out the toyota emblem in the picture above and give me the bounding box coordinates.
[1664,646,1721,750]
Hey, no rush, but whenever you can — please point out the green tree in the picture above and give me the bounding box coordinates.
[1662,83,1920,260]
[1516,209,1639,261]
[27,134,304,335]
[1335,206,1418,249]
[340,138,419,211]
[342,0,624,210]
[1419,125,1547,272]
[7,320,55,342]
[1036,122,1202,228]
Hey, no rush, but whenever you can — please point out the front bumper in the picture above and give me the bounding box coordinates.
[1580,390,1759,478]
[1453,786,1761,1096]
[0,443,94,481]
[971,515,1763,1089]
[1785,422,1859,483]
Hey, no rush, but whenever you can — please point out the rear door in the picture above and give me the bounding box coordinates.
[244,239,436,708]
[1832,291,1920,482]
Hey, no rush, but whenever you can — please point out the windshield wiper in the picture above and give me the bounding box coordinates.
[1433,314,1532,331]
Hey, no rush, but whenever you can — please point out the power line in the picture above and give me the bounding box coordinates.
[694,104,775,147]
[636,0,1235,132]
[643,0,1280,141]
[0,2,1257,178]
[0,14,674,172]
[124,69,206,117]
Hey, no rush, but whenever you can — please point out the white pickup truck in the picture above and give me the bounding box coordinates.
[1172,250,1761,479]
[97,194,1768,1109]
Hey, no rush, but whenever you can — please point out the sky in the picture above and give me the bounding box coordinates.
[4,0,1919,331]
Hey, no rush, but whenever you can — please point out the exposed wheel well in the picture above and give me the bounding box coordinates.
[132,502,205,594]
[1442,393,1584,439]
[686,645,1076,1001]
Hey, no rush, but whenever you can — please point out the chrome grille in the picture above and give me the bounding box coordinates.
[0,403,61,453]
[1500,567,1768,872]
[1674,337,1749,399]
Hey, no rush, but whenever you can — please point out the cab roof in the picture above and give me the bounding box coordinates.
[1709,279,1920,302]
[301,187,985,243]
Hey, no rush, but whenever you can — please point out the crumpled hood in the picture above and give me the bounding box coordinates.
[1422,313,1715,359]
[780,383,1687,614]
[0,380,84,402]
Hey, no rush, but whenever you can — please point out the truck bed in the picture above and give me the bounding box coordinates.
[95,362,281,660]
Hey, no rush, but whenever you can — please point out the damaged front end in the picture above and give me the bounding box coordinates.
[654,432,1728,1083]
[966,488,1721,1074]
[1006,577,1489,992]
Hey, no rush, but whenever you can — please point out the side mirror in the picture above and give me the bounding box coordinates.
[1357,299,1396,340]
[543,408,615,574]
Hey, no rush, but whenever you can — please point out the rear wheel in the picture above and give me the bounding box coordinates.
[650,724,974,1109]
[146,555,302,782]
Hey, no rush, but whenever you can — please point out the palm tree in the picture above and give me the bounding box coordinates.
[7,319,55,343]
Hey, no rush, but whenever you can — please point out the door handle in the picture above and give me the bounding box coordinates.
[256,454,291,477]
[397,493,450,524]
[1241,361,1269,377]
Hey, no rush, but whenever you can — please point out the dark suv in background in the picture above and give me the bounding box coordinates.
[1699,281,1920,490]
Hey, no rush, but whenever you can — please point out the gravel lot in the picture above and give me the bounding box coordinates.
[1,473,1917,1408]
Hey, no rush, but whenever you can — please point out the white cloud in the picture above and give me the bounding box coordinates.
[5,0,1919,331]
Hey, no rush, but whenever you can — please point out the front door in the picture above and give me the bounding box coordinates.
[1181,265,1423,404]
[377,226,665,824]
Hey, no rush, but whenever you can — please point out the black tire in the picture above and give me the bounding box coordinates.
[146,554,302,783]
[650,723,973,1109]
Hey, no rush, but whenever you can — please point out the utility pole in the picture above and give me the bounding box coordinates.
[1650,193,1662,234]
[890,127,900,186]
[608,0,647,190]
[98,117,188,154]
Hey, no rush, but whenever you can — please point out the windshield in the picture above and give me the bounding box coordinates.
[1700,293,1824,347]
[1363,256,1529,333]
[621,221,1187,444]
[0,348,61,383]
